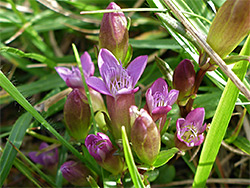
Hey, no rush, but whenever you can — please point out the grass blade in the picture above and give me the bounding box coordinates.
[121,126,145,188]
[193,34,250,188]
[0,112,32,186]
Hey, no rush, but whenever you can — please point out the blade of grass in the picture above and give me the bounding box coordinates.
[193,34,250,188]
[121,126,145,188]
[0,70,101,176]
[0,112,32,186]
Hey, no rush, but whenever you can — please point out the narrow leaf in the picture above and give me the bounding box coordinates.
[153,147,179,168]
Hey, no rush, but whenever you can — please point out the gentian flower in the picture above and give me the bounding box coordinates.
[55,51,106,128]
[130,106,160,165]
[85,132,124,175]
[175,108,207,150]
[145,78,179,131]
[64,88,91,140]
[173,59,195,106]
[60,161,92,186]
[29,142,58,168]
[99,2,129,62]
[87,49,147,139]
[55,52,94,88]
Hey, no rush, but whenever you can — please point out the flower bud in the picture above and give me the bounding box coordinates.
[64,88,91,140]
[29,142,58,168]
[85,133,124,175]
[60,161,92,186]
[175,108,207,151]
[130,106,161,165]
[173,59,195,105]
[200,0,250,69]
[99,2,129,62]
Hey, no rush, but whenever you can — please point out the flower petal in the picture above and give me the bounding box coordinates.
[87,77,112,96]
[167,89,179,106]
[81,52,95,77]
[185,108,205,128]
[149,78,168,96]
[98,49,120,79]
[152,106,172,115]
[126,55,148,87]
[55,67,72,82]
[29,152,44,165]
[116,87,139,95]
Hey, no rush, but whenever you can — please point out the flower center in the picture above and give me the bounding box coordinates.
[180,124,198,145]
[152,91,166,108]
[104,66,132,96]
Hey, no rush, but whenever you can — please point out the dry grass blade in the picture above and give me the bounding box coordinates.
[37,0,100,24]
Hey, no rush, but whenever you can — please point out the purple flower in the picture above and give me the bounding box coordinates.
[176,108,207,147]
[87,48,147,97]
[29,142,58,168]
[85,132,124,175]
[145,78,179,131]
[55,51,94,88]
[60,161,92,186]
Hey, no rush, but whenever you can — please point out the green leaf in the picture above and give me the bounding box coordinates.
[129,39,180,49]
[223,55,250,65]
[0,112,32,186]
[193,34,250,188]
[121,126,145,188]
[153,147,179,168]
[232,136,250,155]
[0,47,56,68]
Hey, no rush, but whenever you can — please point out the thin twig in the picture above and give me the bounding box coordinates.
[234,157,250,167]
[221,140,249,156]
[163,0,250,100]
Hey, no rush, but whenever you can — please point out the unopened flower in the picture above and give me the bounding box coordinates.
[60,161,92,186]
[87,49,147,139]
[29,142,58,168]
[64,88,91,140]
[99,2,129,62]
[85,132,124,175]
[173,59,195,105]
[175,108,206,150]
[130,106,160,165]
[145,78,179,131]
[55,52,94,88]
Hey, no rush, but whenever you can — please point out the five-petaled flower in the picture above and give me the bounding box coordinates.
[145,78,179,131]
[176,108,207,148]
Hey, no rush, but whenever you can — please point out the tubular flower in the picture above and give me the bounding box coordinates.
[175,108,207,150]
[64,88,91,140]
[99,2,129,62]
[130,106,160,165]
[173,59,195,105]
[55,51,94,88]
[87,48,147,139]
[145,78,179,131]
[60,161,92,186]
[29,142,58,168]
[85,132,124,175]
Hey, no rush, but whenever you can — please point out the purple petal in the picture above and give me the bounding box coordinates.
[176,118,185,133]
[194,134,205,146]
[81,52,95,77]
[29,152,44,165]
[185,108,205,128]
[167,89,179,106]
[55,67,72,82]
[87,77,112,96]
[97,132,110,140]
[98,49,120,79]
[126,55,148,87]
[39,142,49,150]
[85,134,97,147]
[152,106,172,115]
[116,87,139,95]
[149,78,168,96]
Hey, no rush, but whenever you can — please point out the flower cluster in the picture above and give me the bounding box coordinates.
[48,2,208,186]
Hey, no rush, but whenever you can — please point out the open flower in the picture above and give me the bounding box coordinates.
[55,52,94,88]
[176,108,207,149]
[145,78,179,131]
[87,49,147,139]
[29,142,58,168]
[87,48,147,97]
[85,132,124,175]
